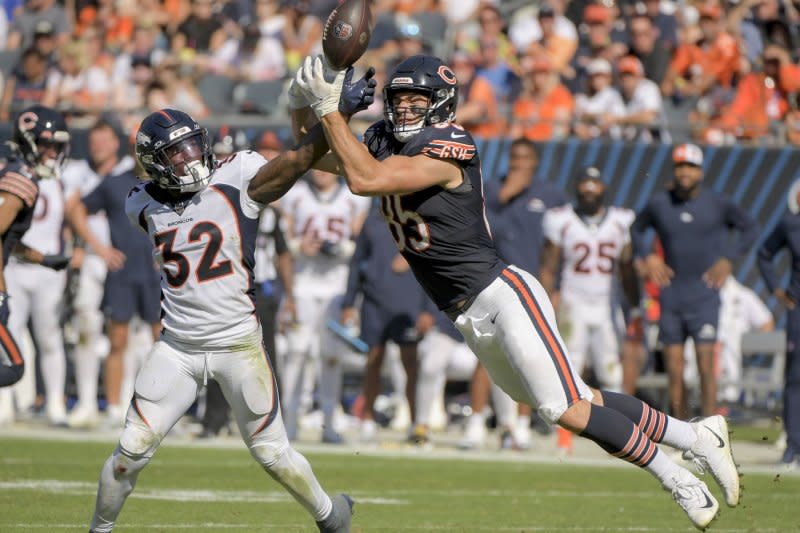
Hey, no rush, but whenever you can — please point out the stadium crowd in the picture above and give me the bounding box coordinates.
[0,0,796,469]
[1,0,800,144]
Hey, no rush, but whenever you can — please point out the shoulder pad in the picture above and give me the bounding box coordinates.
[404,123,477,162]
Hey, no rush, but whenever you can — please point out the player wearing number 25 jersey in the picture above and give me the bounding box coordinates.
[300,53,741,529]
[89,106,360,533]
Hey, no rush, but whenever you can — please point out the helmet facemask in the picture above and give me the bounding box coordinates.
[141,130,213,194]
[18,128,70,180]
[384,86,456,142]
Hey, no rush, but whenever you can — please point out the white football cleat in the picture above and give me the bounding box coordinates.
[67,404,100,429]
[458,414,486,450]
[664,468,719,531]
[683,415,740,507]
[360,418,377,443]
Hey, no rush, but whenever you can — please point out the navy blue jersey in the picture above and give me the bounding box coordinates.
[343,207,429,315]
[0,159,38,267]
[484,177,567,274]
[758,211,800,301]
[631,188,758,305]
[363,120,504,310]
[83,169,158,283]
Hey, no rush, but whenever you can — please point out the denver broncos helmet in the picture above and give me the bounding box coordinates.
[383,55,458,142]
[135,109,214,194]
[11,105,70,179]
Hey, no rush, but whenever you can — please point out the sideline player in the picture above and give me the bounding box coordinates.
[631,144,758,419]
[88,65,375,532]
[296,53,740,529]
[0,105,70,390]
[540,167,639,452]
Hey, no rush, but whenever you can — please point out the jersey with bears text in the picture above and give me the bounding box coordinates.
[363,120,503,310]
[282,180,370,295]
[126,150,266,346]
[543,205,634,302]
[0,159,39,267]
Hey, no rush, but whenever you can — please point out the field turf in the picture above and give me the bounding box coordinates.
[0,436,797,532]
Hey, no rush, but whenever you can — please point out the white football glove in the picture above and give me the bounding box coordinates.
[295,55,346,118]
[287,77,308,110]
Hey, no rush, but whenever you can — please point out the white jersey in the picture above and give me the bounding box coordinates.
[19,177,64,255]
[718,277,772,359]
[61,157,137,251]
[125,150,267,346]
[282,180,370,294]
[543,205,635,302]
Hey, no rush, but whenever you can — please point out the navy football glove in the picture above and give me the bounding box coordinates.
[41,254,70,271]
[339,66,377,116]
[0,291,9,326]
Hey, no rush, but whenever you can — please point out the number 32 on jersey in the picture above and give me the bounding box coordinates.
[154,221,233,287]
[380,195,430,252]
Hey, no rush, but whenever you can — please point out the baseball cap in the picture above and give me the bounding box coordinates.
[257,130,283,152]
[587,58,612,75]
[34,20,55,37]
[618,55,644,76]
[578,166,604,182]
[672,143,704,166]
[584,4,611,24]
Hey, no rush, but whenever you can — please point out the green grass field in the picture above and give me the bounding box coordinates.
[0,436,797,533]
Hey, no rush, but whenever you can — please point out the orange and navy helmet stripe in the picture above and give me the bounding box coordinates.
[499,268,580,405]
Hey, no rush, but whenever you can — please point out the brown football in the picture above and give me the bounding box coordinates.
[322,0,373,70]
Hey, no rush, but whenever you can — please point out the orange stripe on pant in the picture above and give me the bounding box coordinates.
[0,322,23,365]
[500,268,580,403]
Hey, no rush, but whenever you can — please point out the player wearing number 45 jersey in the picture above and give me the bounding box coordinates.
[88,62,380,533]
[294,53,741,530]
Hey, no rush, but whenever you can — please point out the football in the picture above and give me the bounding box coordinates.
[322,0,373,70]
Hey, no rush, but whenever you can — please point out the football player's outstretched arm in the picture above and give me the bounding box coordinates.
[247,122,331,205]
[319,112,462,196]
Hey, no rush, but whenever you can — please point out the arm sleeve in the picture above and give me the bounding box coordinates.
[757,218,787,294]
[341,224,371,308]
[722,197,759,260]
[271,208,289,256]
[631,201,655,259]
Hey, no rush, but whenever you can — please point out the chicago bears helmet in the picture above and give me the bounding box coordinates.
[12,105,70,179]
[383,55,458,142]
[135,109,214,194]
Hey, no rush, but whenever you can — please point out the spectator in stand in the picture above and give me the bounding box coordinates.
[399,0,447,55]
[510,56,574,141]
[281,0,323,73]
[450,50,505,139]
[172,0,226,63]
[661,4,740,100]
[513,0,578,58]
[112,56,155,139]
[573,58,625,140]
[472,35,518,108]
[28,20,58,65]
[0,48,49,122]
[613,55,667,142]
[210,23,286,82]
[42,39,112,117]
[75,0,136,53]
[631,144,759,419]
[461,4,517,68]
[567,4,627,92]
[727,0,797,64]
[520,4,578,75]
[712,44,800,142]
[641,0,679,50]
[146,58,208,119]
[6,0,72,50]
[785,93,800,145]
[392,18,430,63]
[627,12,672,85]
[114,22,167,78]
